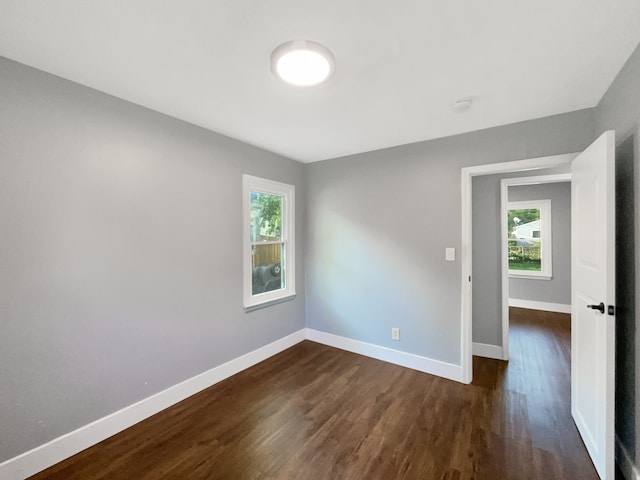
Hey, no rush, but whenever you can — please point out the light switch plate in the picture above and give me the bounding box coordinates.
[446,248,455,261]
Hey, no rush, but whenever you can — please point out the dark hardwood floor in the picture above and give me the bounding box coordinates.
[30,308,598,479]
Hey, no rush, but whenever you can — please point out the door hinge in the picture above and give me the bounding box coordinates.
[608,305,615,316]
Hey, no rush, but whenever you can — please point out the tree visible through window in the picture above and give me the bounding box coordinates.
[243,175,295,309]
[250,192,284,295]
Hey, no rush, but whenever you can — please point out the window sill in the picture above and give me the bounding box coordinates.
[244,293,296,312]
[508,273,552,281]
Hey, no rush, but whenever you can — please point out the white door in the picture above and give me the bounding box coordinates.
[571,130,616,479]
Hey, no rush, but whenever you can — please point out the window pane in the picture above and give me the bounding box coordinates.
[508,208,542,272]
[250,192,282,242]
[252,243,284,295]
[243,175,295,309]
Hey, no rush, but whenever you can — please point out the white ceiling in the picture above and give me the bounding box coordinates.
[1,1,639,163]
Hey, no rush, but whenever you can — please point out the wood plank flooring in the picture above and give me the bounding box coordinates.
[30,308,598,479]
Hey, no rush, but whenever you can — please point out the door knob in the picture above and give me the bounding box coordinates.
[587,302,605,314]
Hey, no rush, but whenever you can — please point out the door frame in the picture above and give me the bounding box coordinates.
[499,173,572,361]
[460,153,577,383]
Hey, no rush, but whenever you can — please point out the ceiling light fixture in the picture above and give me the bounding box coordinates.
[271,40,335,87]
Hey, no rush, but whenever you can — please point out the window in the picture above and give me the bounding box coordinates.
[243,175,295,310]
[507,199,552,279]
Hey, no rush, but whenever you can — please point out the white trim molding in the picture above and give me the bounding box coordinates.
[500,173,571,361]
[0,330,307,480]
[242,174,296,311]
[1,328,467,479]
[461,153,577,383]
[472,342,505,360]
[616,435,640,480]
[7,322,570,479]
[508,298,571,314]
[305,329,463,383]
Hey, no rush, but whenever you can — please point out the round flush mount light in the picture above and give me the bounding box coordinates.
[271,40,335,87]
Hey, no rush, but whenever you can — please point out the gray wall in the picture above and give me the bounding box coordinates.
[471,168,570,346]
[595,43,640,477]
[3,39,637,470]
[305,110,594,365]
[508,182,571,304]
[0,57,306,462]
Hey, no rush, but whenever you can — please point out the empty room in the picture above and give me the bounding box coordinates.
[1,2,640,479]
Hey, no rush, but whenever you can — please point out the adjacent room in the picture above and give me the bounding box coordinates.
[1,2,639,479]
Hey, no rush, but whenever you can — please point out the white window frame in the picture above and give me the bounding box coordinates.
[242,175,295,310]
[506,199,552,279]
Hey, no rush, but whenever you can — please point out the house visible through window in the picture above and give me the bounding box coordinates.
[507,199,552,279]
[243,175,295,309]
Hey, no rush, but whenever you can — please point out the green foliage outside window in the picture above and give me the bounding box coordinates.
[250,192,282,239]
[508,208,541,272]
[508,243,541,271]
[507,208,539,233]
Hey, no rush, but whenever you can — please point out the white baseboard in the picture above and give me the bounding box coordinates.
[0,329,306,480]
[472,342,505,360]
[508,298,571,314]
[305,328,463,383]
[617,435,640,480]
[2,328,466,479]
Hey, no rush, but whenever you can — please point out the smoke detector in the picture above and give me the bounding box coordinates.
[451,98,472,112]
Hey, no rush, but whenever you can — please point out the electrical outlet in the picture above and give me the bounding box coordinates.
[391,328,400,341]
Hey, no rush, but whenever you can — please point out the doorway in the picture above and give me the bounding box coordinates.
[499,174,571,359]
[462,131,617,478]
[460,152,577,383]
